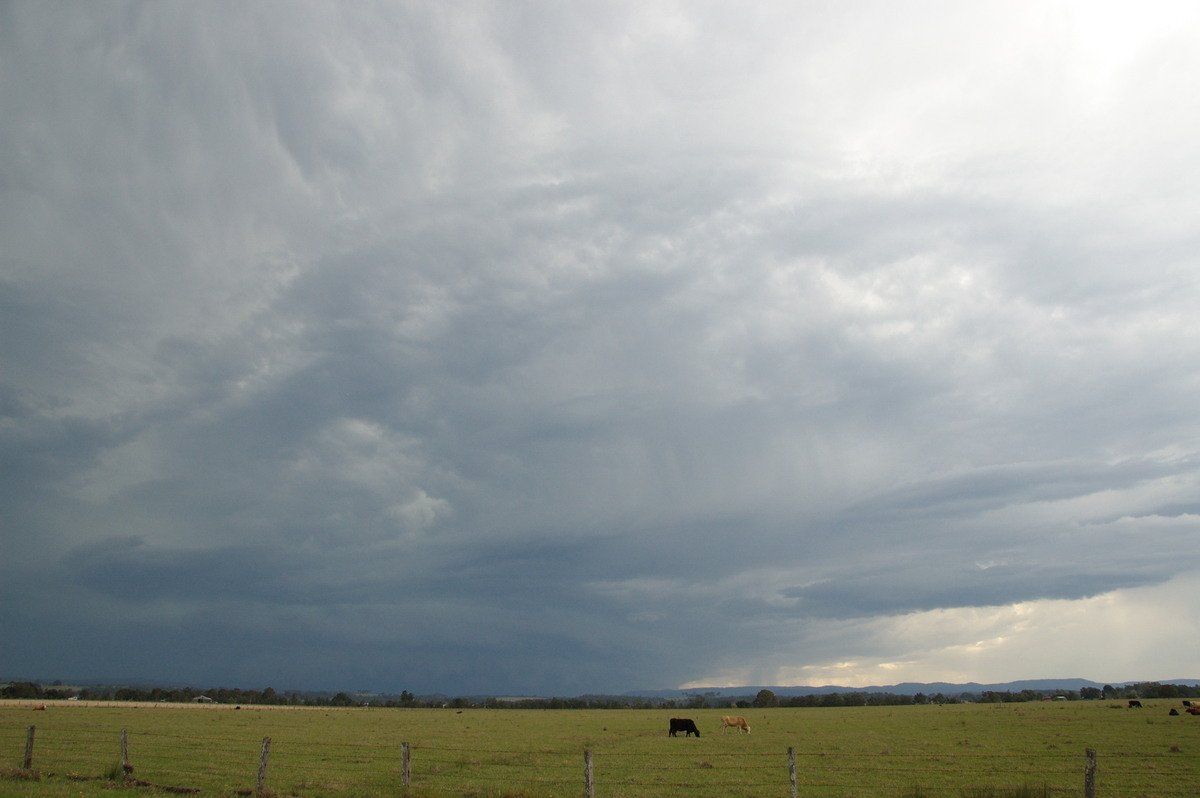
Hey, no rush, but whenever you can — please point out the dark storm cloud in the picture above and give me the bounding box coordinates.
[4,0,1200,693]
[852,458,1184,522]
[782,566,1150,620]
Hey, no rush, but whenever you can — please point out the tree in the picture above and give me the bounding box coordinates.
[753,689,778,707]
[1,682,42,699]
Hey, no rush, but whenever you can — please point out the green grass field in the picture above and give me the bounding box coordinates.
[2,699,1197,797]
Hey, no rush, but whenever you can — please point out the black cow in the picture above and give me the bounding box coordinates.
[668,718,701,737]
[1128,700,1143,708]
[1169,708,1180,716]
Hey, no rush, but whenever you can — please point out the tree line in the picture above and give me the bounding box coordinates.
[4,681,1198,708]
[0,682,400,707]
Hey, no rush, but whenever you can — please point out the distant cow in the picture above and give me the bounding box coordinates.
[1187,707,1200,716]
[668,718,701,737]
[1169,708,1180,716]
[1128,700,1143,708]
[721,715,750,734]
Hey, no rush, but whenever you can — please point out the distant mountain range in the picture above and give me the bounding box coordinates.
[625,678,1200,699]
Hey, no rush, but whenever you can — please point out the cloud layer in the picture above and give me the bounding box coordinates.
[3,0,1200,695]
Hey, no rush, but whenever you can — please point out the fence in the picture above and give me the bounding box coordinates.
[6,725,1199,796]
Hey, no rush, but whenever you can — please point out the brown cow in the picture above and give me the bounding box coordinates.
[721,715,750,734]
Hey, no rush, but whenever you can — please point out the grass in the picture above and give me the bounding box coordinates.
[1,699,1197,796]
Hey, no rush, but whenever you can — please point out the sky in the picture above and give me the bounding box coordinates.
[3,0,1200,697]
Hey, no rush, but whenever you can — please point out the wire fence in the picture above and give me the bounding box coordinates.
[5,723,1199,796]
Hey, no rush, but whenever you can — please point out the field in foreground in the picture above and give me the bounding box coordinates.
[1,699,1198,797]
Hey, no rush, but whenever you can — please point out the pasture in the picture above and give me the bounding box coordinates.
[1,699,1198,797]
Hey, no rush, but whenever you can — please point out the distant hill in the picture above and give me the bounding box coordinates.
[625,678,1200,699]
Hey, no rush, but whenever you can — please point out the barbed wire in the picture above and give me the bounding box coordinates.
[5,725,1199,796]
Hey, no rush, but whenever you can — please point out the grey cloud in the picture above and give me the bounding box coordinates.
[851,458,1181,523]
[781,566,1148,620]
[4,1,1200,694]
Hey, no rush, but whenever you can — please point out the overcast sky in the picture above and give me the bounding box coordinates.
[3,0,1200,697]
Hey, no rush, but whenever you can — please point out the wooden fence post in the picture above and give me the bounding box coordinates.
[257,736,272,794]
[121,729,130,779]
[788,746,798,798]
[23,726,35,770]
[401,742,411,787]
[1084,748,1096,798]
[583,749,594,798]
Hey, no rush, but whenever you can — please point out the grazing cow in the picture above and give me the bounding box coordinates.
[1128,700,1143,708]
[721,715,751,734]
[668,718,701,737]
